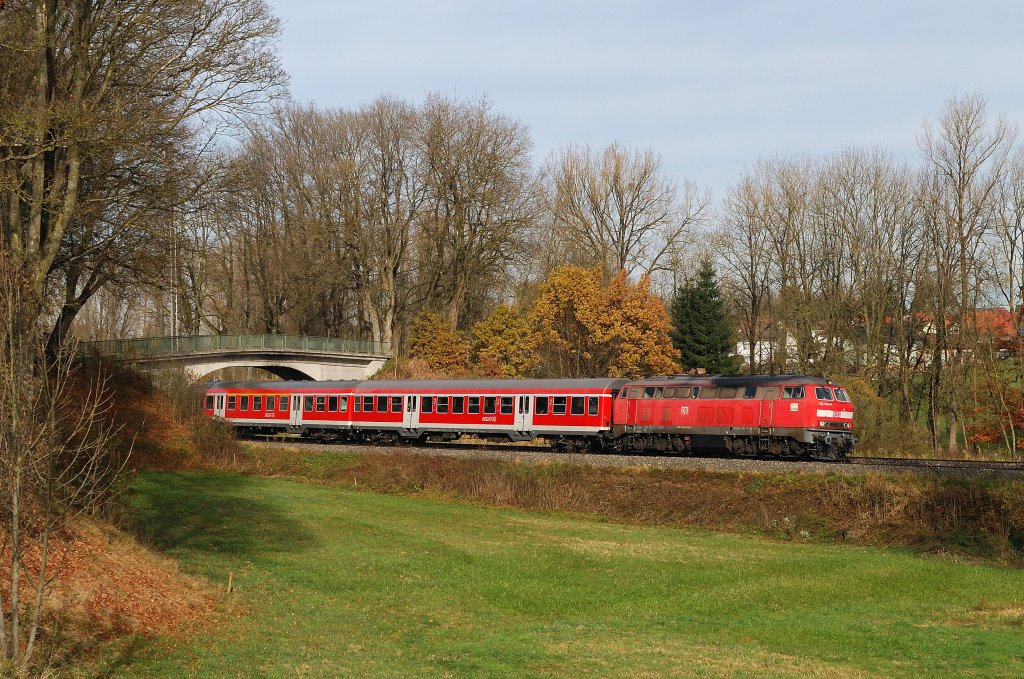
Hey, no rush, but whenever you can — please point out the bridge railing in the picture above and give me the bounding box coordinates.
[82,334,391,358]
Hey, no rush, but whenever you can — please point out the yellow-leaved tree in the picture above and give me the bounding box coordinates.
[530,266,680,378]
[471,305,539,378]
[407,311,471,377]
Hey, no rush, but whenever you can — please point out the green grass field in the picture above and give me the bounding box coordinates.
[105,471,1024,677]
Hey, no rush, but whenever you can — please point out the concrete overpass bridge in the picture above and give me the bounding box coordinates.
[83,334,391,380]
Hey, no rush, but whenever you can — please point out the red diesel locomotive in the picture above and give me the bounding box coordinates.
[204,373,857,460]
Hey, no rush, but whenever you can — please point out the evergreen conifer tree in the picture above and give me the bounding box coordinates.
[669,259,741,373]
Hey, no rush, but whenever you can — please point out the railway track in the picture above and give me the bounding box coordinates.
[849,456,1024,472]
[248,437,1024,477]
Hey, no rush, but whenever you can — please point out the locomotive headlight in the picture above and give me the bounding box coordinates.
[819,420,826,427]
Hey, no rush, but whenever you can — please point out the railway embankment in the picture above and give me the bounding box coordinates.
[233,441,1024,566]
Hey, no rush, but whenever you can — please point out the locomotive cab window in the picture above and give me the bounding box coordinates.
[437,397,449,414]
[815,387,834,400]
[452,396,465,414]
[240,396,249,411]
[553,396,567,415]
[484,397,497,414]
[205,395,214,410]
[588,396,599,415]
[316,396,326,412]
[535,396,549,415]
[227,396,236,410]
[422,396,434,413]
[468,396,480,414]
[328,396,338,412]
[500,397,513,415]
[688,387,700,399]
[627,386,642,399]
[392,396,403,412]
[743,386,757,399]
[834,388,851,402]
[643,387,656,399]
[782,387,805,400]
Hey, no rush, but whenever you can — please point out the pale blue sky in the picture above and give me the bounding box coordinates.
[268,0,1024,201]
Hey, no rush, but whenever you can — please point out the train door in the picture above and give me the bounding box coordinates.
[290,395,303,426]
[214,394,225,418]
[515,395,533,433]
[403,395,418,429]
[758,387,777,428]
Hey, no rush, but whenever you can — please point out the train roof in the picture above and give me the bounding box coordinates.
[355,378,629,391]
[632,374,840,386]
[206,380,360,390]
[206,378,629,391]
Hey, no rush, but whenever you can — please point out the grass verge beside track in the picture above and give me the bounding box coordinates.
[104,471,1024,677]
[236,443,1024,564]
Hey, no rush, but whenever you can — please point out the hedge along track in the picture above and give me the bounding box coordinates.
[246,437,1024,478]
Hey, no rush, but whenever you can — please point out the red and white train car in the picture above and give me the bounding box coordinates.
[204,378,626,447]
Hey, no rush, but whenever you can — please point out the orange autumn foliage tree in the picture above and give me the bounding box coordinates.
[407,311,471,376]
[471,305,539,378]
[531,266,680,378]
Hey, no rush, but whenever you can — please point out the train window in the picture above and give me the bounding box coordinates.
[663,387,676,399]
[815,387,833,400]
[468,396,480,414]
[253,396,263,411]
[363,395,374,412]
[718,387,737,399]
[834,389,850,402]
[422,396,434,413]
[643,387,656,399]
[654,387,663,399]
[240,396,249,411]
[315,396,325,412]
[328,396,338,412]
[743,386,757,399]
[354,397,361,412]
[484,397,497,414]
[689,387,700,399]
[500,396,513,414]
[782,387,805,400]
[303,396,313,412]
[588,396,599,415]
[437,397,449,414]
[205,395,214,410]
[627,386,642,399]
[698,387,719,399]
[339,396,348,412]
[758,387,779,400]
[392,396,403,412]
[279,396,288,411]
[553,396,567,415]
[570,396,585,415]
[452,396,465,414]
[535,396,549,415]
[227,396,236,410]
[376,396,387,412]
[267,397,274,411]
